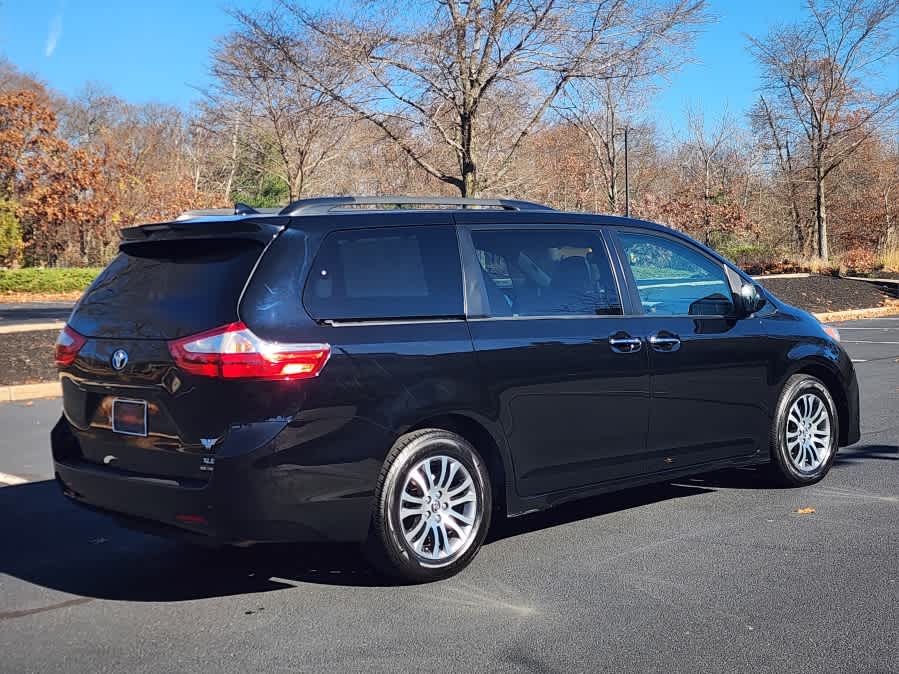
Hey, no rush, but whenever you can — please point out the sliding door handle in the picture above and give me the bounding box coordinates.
[609,333,643,353]
[649,332,681,352]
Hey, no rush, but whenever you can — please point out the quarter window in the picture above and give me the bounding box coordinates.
[304,226,463,320]
[470,229,622,317]
[618,232,734,316]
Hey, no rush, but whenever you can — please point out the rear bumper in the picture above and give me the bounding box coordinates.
[52,416,376,544]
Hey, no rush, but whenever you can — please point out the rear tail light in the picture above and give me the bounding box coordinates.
[167,322,330,381]
[54,325,87,367]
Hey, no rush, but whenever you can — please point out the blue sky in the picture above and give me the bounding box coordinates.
[0,0,879,137]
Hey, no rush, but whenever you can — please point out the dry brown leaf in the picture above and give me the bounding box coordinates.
[794,507,816,515]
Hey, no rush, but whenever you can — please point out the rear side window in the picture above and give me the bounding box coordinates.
[71,238,264,339]
[304,226,463,321]
[470,229,622,317]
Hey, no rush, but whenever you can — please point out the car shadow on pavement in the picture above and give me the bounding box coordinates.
[833,443,898,465]
[673,443,899,489]
[7,451,887,600]
[0,480,385,597]
[488,480,713,542]
[1,478,720,598]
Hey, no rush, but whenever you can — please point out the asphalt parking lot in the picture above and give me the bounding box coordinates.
[1,318,897,673]
[0,302,71,329]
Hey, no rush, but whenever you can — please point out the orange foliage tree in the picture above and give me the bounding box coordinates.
[0,90,106,265]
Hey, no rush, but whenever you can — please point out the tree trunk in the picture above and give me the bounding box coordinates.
[703,160,712,241]
[461,163,477,198]
[607,105,617,212]
[458,108,479,198]
[783,139,805,254]
[292,165,306,203]
[882,187,895,250]
[607,133,618,212]
[789,190,805,255]
[223,118,239,202]
[815,164,828,259]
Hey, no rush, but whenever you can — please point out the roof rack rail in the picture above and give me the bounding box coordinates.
[278,195,555,216]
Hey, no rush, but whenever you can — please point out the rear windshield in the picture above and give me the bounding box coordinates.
[70,238,264,339]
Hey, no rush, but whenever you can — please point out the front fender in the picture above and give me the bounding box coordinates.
[781,340,859,447]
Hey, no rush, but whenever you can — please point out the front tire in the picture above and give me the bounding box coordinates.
[769,374,838,486]
[366,429,492,583]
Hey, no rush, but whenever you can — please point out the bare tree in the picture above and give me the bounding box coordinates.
[234,0,708,197]
[206,31,354,203]
[685,106,736,238]
[750,95,810,253]
[557,75,660,213]
[57,84,125,146]
[0,58,49,98]
[748,0,899,259]
[654,106,751,245]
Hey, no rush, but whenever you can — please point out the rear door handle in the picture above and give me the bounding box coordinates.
[649,332,681,352]
[609,333,643,354]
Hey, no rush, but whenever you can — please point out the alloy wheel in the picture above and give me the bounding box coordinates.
[398,455,479,562]
[785,392,833,473]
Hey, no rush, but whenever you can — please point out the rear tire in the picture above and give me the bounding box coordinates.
[365,429,491,583]
[769,374,838,486]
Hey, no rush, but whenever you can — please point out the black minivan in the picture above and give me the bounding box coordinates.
[52,196,860,581]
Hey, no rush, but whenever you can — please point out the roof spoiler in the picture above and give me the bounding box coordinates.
[173,203,281,221]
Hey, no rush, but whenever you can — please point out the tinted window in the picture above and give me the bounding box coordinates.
[470,229,622,317]
[619,232,734,316]
[71,238,264,339]
[304,226,463,320]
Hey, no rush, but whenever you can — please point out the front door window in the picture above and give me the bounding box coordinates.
[618,232,734,316]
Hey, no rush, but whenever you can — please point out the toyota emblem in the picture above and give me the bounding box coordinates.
[111,349,129,371]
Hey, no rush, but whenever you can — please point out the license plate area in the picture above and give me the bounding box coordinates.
[112,398,148,437]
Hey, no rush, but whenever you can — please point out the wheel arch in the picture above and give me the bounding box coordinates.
[789,360,851,446]
[406,412,511,517]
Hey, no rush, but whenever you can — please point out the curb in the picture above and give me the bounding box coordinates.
[844,276,899,285]
[752,272,812,279]
[0,382,61,403]
[813,303,899,322]
[0,321,65,335]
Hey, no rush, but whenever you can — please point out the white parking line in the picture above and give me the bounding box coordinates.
[843,340,899,345]
[0,471,29,486]
[851,359,867,362]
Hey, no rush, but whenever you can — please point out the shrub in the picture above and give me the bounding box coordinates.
[0,267,102,294]
[712,238,777,274]
[0,200,23,265]
[839,248,880,275]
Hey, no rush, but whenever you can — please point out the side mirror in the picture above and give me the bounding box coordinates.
[739,283,766,316]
